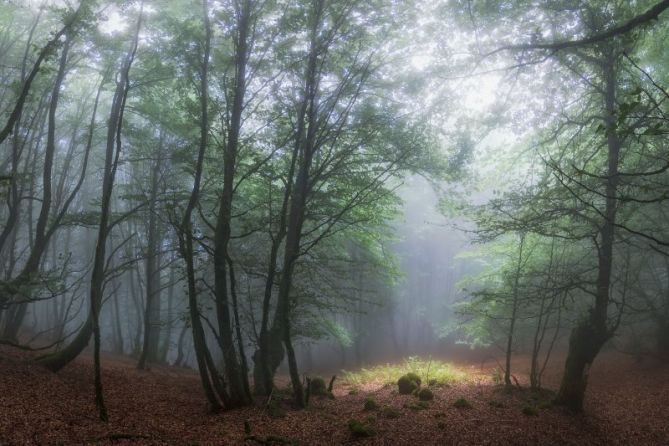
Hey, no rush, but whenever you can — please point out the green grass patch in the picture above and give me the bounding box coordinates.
[342,357,467,387]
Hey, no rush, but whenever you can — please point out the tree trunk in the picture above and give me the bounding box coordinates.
[138,131,164,369]
[2,33,72,341]
[555,48,620,412]
[173,323,189,367]
[212,0,253,408]
[37,7,143,381]
[504,233,525,388]
[159,264,176,362]
[173,0,224,412]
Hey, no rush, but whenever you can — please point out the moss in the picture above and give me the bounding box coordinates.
[405,372,422,386]
[433,411,446,418]
[348,419,376,438]
[348,388,359,395]
[380,407,400,419]
[397,374,420,395]
[309,377,327,396]
[453,398,472,409]
[363,397,379,411]
[522,406,539,416]
[404,401,429,410]
[417,388,434,401]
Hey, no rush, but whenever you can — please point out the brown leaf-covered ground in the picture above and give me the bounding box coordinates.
[1,346,668,445]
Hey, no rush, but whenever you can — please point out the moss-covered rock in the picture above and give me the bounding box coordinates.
[348,419,376,438]
[417,388,434,401]
[405,372,422,386]
[397,374,420,395]
[380,407,400,419]
[453,398,472,409]
[403,401,429,410]
[363,397,379,411]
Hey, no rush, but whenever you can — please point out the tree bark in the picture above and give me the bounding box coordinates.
[555,48,621,412]
[173,0,225,412]
[138,132,165,369]
[504,233,525,388]
[212,0,253,408]
[2,33,72,341]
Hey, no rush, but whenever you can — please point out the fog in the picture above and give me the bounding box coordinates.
[1,1,669,443]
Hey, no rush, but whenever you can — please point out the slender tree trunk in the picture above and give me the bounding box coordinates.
[173,0,224,412]
[0,8,42,259]
[556,49,621,412]
[253,152,300,395]
[2,34,72,341]
[138,132,164,369]
[159,264,176,362]
[173,323,189,367]
[212,0,253,408]
[37,7,143,386]
[504,233,525,388]
[267,1,324,407]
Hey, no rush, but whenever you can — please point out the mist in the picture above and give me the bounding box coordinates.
[1,1,669,445]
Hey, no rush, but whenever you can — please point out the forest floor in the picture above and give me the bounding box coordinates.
[1,346,668,445]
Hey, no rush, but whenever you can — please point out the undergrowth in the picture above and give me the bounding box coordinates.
[342,357,467,387]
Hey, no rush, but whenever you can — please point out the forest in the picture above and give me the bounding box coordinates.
[1,0,669,444]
